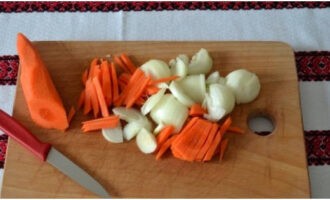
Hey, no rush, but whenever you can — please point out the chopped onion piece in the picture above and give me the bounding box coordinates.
[177,74,206,103]
[140,59,171,80]
[218,77,226,85]
[123,121,143,141]
[112,107,152,131]
[153,122,165,135]
[225,69,261,104]
[170,57,188,78]
[169,81,195,107]
[206,71,220,84]
[141,88,166,115]
[150,94,188,133]
[102,123,124,143]
[136,128,157,154]
[188,48,213,75]
[209,83,235,114]
[157,82,169,89]
[203,93,226,122]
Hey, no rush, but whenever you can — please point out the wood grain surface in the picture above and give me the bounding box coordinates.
[1,41,310,198]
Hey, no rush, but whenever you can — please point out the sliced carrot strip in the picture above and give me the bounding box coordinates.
[149,75,179,85]
[110,62,119,103]
[81,69,88,85]
[145,85,160,95]
[118,73,131,84]
[156,135,178,160]
[195,123,219,161]
[113,55,130,74]
[219,117,232,137]
[88,58,99,79]
[100,60,112,106]
[126,76,151,108]
[120,53,137,74]
[203,129,222,162]
[83,86,92,115]
[157,125,175,148]
[189,104,207,117]
[77,90,85,110]
[118,79,127,91]
[227,126,245,134]
[219,138,229,161]
[67,106,76,124]
[92,77,110,117]
[86,79,99,118]
[81,116,119,132]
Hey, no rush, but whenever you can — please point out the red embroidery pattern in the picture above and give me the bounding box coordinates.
[305,130,330,165]
[0,55,19,85]
[0,134,8,168]
[0,1,329,13]
[295,51,330,81]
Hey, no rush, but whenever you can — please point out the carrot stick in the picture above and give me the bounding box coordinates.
[88,58,99,79]
[86,79,99,118]
[149,75,179,85]
[92,77,110,117]
[156,135,178,160]
[219,138,229,161]
[81,69,88,85]
[81,116,119,132]
[219,117,232,137]
[100,60,112,106]
[157,125,175,148]
[77,89,85,109]
[110,62,119,104]
[83,87,92,115]
[16,33,68,131]
[189,104,207,117]
[118,79,127,91]
[203,129,222,162]
[125,76,150,108]
[227,126,245,134]
[119,73,131,84]
[113,55,130,74]
[120,53,137,74]
[195,123,219,161]
[82,115,119,124]
[145,85,160,95]
[67,106,76,124]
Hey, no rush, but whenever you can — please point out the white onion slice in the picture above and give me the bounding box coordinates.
[169,81,195,107]
[112,107,152,131]
[136,128,157,154]
[150,94,188,133]
[203,93,226,122]
[141,88,166,115]
[170,57,188,78]
[153,122,165,135]
[176,74,206,103]
[209,83,235,115]
[225,69,261,104]
[188,48,213,75]
[140,59,171,80]
[123,121,144,141]
[102,123,124,143]
[206,71,220,84]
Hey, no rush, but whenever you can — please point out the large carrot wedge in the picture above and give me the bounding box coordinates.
[17,33,68,131]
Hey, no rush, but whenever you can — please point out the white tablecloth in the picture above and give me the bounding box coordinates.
[1,6,330,197]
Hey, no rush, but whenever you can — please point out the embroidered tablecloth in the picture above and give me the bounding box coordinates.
[0,1,329,197]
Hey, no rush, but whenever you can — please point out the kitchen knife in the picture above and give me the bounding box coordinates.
[0,109,110,198]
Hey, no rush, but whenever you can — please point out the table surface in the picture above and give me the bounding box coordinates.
[0,2,329,198]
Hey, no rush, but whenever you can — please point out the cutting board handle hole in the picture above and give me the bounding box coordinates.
[248,114,274,136]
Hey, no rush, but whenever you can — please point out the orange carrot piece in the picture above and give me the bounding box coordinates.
[81,116,119,132]
[113,55,130,74]
[125,76,151,108]
[227,126,245,134]
[77,89,85,109]
[135,96,146,106]
[86,79,99,118]
[203,129,222,162]
[92,77,110,117]
[119,73,131,84]
[120,53,137,74]
[83,87,92,115]
[156,135,178,160]
[118,79,127,91]
[81,69,88,85]
[149,75,179,85]
[145,85,160,95]
[110,62,119,103]
[195,123,219,161]
[16,33,69,131]
[219,138,229,161]
[88,58,99,79]
[67,106,76,124]
[189,104,207,117]
[219,117,232,137]
[157,125,175,147]
[100,60,112,106]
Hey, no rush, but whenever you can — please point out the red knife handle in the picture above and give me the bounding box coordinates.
[0,109,51,161]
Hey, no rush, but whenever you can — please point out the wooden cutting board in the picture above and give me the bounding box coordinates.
[1,41,310,198]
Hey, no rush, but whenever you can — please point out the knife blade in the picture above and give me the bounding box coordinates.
[0,109,110,198]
